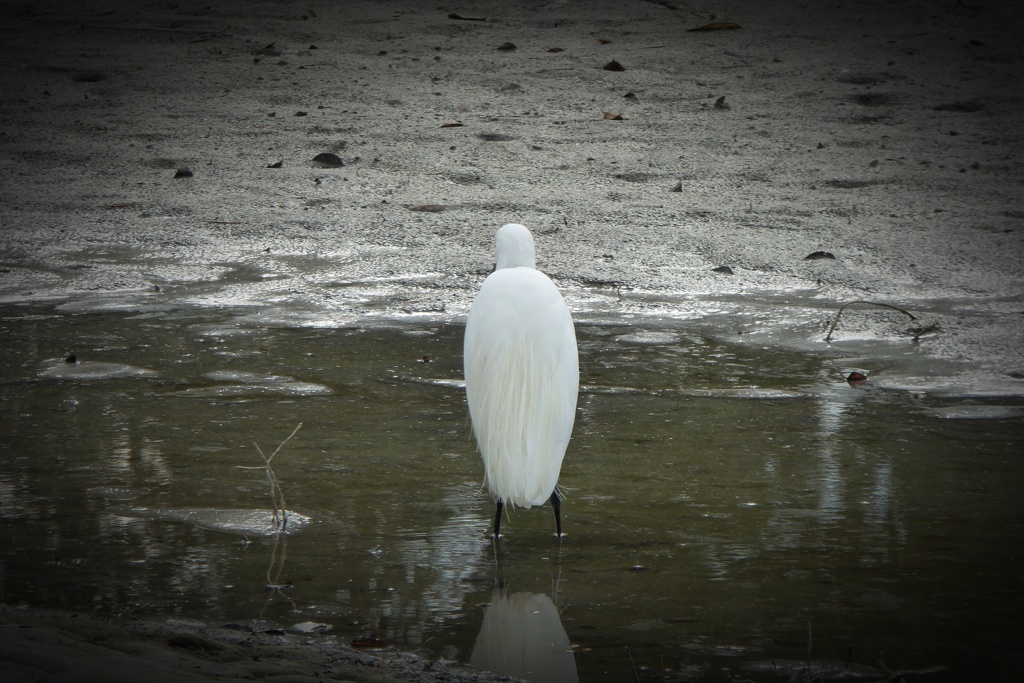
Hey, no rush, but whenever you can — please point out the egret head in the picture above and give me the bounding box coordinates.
[494,223,536,270]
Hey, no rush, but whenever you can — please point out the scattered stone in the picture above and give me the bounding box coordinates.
[823,178,884,189]
[934,100,984,112]
[684,21,741,31]
[688,21,741,31]
[312,153,344,167]
[167,631,232,654]
[477,132,515,142]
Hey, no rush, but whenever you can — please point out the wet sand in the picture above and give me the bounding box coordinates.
[1,0,1023,679]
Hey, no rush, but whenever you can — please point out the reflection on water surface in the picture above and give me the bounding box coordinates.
[1,303,1022,681]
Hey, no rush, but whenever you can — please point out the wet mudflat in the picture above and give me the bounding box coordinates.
[1,301,1022,681]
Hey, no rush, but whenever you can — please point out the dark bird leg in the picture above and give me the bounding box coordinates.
[550,490,562,538]
[492,500,504,538]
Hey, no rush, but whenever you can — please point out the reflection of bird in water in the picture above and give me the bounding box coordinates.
[464,224,579,538]
[470,589,579,683]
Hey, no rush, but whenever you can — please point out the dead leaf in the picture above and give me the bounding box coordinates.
[688,21,741,31]
[440,122,464,128]
[267,160,283,168]
[406,204,446,212]
[292,621,332,634]
[597,38,612,44]
[602,111,625,120]
[547,47,565,53]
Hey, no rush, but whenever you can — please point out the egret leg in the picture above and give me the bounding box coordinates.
[550,490,562,538]
[492,500,504,538]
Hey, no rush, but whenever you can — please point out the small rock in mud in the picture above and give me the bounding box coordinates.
[312,152,344,167]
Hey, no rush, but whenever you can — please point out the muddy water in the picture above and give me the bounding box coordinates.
[1,301,1022,681]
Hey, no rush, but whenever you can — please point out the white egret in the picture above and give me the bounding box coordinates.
[464,224,579,538]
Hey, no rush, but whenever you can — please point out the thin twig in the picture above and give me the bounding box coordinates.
[266,531,286,586]
[267,423,303,465]
[807,620,813,665]
[626,645,641,683]
[825,300,916,342]
[240,423,302,532]
[252,442,285,530]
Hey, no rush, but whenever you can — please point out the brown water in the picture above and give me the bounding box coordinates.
[1,300,1022,681]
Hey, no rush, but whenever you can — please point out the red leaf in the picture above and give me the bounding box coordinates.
[351,637,388,649]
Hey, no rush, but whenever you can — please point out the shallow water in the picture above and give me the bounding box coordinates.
[1,301,1022,681]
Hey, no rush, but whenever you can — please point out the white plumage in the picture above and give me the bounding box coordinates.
[464,224,578,537]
